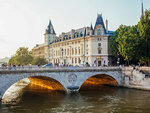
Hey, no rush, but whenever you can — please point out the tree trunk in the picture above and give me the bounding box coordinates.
[128,60,129,66]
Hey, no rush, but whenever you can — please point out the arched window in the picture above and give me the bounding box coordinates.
[97,29,101,35]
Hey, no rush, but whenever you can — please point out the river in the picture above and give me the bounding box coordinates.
[1,83,150,113]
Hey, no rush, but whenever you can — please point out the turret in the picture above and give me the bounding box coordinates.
[90,23,94,35]
[94,14,106,35]
[44,20,56,45]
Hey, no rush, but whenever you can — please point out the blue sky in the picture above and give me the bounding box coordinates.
[0,0,149,58]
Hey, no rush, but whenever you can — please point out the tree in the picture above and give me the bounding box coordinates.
[117,25,139,65]
[110,25,139,65]
[110,29,119,58]
[110,25,131,56]
[32,57,48,65]
[138,10,150,66]
[9,56,17,64]
[110,10,150,66]
[9,47,33,65]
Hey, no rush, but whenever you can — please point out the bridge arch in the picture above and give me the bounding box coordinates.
[78,72,120,91]
[1,73,67,101]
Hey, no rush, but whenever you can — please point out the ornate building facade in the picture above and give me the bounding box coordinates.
[32,44,45,58]
[33,14,114,66]
[44,14,114,66]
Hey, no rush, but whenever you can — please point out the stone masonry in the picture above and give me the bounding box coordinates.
[0,67,150,100]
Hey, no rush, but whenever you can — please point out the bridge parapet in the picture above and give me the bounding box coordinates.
[0,67,122,74]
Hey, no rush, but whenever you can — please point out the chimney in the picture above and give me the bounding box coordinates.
[106,19,108,33]
[62,32,65,38]
[71,29,75,38]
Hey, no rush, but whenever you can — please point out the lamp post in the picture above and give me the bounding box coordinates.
[69,46,71,63]
[117,53,120,66]
[83,28,86,65]
[52,49,54,65]
[61,48,64,64]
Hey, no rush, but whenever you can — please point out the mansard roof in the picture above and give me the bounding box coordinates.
[94,14,106,33]
[59,27,89,38]
[46,14,114,44]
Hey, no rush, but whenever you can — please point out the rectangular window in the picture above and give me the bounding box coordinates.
[75,48,77,55]
[78,48,80,55]
[98,49,101,54]
[72,48,74,55]
[98,43,101,47]
[75,58,77,63]
[67,49,69,55]
[78,58,80,63]
[98,38,101,41]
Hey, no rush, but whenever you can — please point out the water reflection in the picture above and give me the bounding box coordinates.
[1,83,66,113]
[1,84,150,113]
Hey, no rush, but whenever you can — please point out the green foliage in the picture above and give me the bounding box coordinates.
[110,25,132,58]
[117,25,139,64]
[9,47,48,65]
[110,10,150,66]
[32,57,48,65]
[9,47,33,65]
[137,10,150,65]
[110,32,118,57]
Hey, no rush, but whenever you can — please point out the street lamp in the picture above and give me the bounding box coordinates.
[83,28,86,65]
[61,48,64,64]
[52,49,54,65]
[117,53,120,66]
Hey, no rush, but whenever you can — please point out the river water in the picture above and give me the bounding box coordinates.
[1,84,150,113]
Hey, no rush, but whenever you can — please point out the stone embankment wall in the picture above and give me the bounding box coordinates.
[136,66,150,74]
[122,67,150,91]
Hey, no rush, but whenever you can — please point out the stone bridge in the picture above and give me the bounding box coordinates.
[0,67,150,100]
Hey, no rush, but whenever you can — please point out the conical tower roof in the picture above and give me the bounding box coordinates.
[94,14,106,33]
[90,23,93,30]
[47,20,56,34]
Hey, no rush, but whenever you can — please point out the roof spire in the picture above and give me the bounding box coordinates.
[141,0,144,16]
[49,19,51,25]
[46,20,56,34]
[84,28,86,37]
[94,14,106,33]
[90,23,93,30]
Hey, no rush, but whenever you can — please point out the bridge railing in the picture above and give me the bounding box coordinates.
[0,65,122,71]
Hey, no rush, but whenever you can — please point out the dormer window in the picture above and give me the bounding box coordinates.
[77,33,79,38]
[80,32,83,37]
[97,29,101,35]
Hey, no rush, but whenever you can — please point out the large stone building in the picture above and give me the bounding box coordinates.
[33,14,114,66]
[32,44,45,58]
